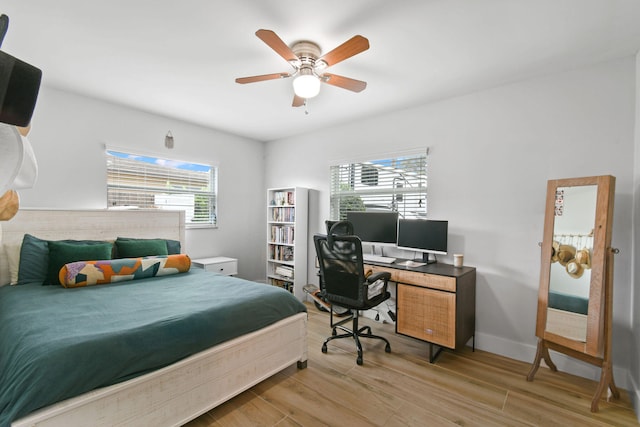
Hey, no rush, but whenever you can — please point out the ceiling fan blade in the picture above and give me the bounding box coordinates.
[322,73,367,92]
[292,95,305,107]
[256,29,299,65]
[235,72,291,84]
[317,35,369,68]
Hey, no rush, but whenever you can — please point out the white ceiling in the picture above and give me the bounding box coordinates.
[3,1,640,142]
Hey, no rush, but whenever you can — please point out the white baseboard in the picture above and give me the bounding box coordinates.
[474,331,631,392]
[627,371,640,422]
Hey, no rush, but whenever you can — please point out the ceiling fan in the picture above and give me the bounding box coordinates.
[235,29,369,107]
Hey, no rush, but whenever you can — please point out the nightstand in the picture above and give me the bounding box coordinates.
[191,257,238,276]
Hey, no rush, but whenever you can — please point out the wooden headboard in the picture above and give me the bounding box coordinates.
[0,209,185,284]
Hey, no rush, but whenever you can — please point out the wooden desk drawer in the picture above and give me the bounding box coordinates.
[367,265,456,292]
[397,284,456,348]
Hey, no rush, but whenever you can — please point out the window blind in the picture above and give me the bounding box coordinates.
[106,150,217,227]
[330,151,427,220]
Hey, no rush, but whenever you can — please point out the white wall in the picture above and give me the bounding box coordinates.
[265,57,636,388]
[19,87,266,281]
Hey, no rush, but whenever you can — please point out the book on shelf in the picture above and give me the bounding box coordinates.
[269,278,294,293]
[272,191,295,206]
[269,245,294,262]
[270,206,295,222]
[282,246,293,261]
[275,265,294,278]
[270,225,294,244]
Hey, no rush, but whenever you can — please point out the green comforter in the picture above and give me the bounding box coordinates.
[0,269,306,426]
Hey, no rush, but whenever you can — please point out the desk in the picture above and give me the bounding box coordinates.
[364,260,476,362]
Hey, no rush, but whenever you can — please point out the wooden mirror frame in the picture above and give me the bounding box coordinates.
[527,175,618,412]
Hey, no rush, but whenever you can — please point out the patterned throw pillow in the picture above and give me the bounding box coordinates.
[59,254,191,288]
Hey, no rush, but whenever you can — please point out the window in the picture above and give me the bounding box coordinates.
[330,151,427,220]
[106,150,217,227]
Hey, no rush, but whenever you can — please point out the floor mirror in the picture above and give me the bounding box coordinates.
[527,175,619,412]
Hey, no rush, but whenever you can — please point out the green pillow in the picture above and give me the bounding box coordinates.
[17,234,49,285]
[165,239,181,255]
[113,237,180,256]
[114,238,169,258]
[46,241,113,286]
[17,234,112,285]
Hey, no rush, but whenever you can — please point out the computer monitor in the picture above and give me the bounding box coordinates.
[396,219,448,263]
[346,211,399,246]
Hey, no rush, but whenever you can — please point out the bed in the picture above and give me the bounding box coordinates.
[0,209,308,427]
[548,290,589,315]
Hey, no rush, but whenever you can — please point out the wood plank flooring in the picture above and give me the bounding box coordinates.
[184,302,638,426]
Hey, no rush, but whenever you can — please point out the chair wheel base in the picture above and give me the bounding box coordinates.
[357,355,363,365]
[321,343,327,353]
[385,343,391,353]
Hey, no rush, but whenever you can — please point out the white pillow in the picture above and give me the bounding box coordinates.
[0,242,8,286]
[3,242,21,285]
[367,279,385,299]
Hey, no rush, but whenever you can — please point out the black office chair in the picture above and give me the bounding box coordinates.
[309,221,355,315]
[324,220,354,236]
[313,233,392,365]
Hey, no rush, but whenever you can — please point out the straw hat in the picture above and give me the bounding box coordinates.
[551,241,560,262]
[17,124,31,136]
[566,258,584,278]
[556,244,576,266]
[0,190,19,221]
[575,248,591,269]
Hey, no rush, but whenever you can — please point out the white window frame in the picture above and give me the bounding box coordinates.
[106,148,217,228]
[330,150,428,221]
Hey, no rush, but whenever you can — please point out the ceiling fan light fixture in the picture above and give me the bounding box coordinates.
[292,68,320,99]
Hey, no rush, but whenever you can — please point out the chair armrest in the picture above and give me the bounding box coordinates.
[366,271,391,284]
[364,271,391,302]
